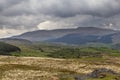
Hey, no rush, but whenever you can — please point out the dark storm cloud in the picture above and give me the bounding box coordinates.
[1,0,120,17]
[0,0,120,37]
[0,0,25,11]
[33,0,120,17]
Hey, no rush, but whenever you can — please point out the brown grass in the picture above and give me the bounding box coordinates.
[0,56,120,80]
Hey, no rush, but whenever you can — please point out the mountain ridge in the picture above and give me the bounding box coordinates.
[12,27,118,42]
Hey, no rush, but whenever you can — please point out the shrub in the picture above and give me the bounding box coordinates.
[0,42,21,55]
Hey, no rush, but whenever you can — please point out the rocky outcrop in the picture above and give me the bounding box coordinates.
[75,68,120,80]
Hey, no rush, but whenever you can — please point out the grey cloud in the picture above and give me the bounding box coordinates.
[32,0,120,17]
[0,15,44,30]
[0,0,120,37]
[0,0,25,11]
[1,0,120,17]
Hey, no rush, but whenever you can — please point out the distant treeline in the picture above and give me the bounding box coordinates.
[0,42,21,55]
[48,48,102,58]
[48,47,120,58]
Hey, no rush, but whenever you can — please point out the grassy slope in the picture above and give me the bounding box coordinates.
[10,43,55,57]
[10,42,120,58]
[11,46,49,57]
[2,40,118,58]
[48,47,120,59]
[10,42,71,57]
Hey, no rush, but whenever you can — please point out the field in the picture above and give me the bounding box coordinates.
[0,42,120,80]
[0,56,120,80]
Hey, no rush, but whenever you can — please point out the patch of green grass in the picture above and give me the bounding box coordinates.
[7,42,120,58]
[48,48,103,59]
[60,77,75,80]
[59,74,78,80]
[11,46,50,57]
[86,74,119,80]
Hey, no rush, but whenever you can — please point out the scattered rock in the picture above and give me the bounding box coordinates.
[75,68,120,80]
[88,68,117,78]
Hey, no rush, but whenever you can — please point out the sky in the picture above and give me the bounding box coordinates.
[0,0,120,38]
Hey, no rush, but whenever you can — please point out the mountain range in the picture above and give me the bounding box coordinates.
[3,27,120,45]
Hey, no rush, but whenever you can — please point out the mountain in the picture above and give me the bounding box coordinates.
[0,38,32,45]
[48,31,120,45]
[13,27,117,42]
[109,32,120,43]
[48,33,113,44]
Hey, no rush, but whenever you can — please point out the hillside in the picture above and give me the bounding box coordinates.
[0,38,32,45]
[12,27,117,41]
[48,32,120,45]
